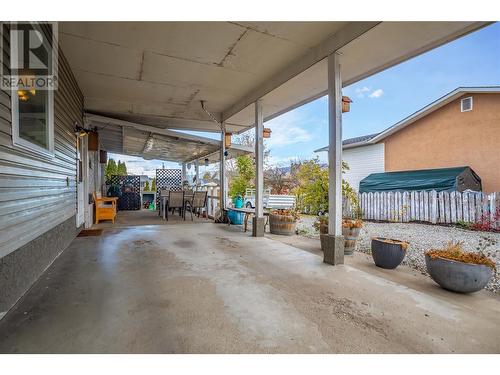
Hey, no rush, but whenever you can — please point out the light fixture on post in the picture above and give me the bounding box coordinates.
[224,132,232,148]
[74,122,90,137]
[342,96,353,113]
[263,128,272,138]
[143,133,154,153]
[204,158,209,167]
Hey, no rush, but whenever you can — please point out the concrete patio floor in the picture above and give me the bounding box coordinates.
[0,222,499,353]
[93,208,210,229]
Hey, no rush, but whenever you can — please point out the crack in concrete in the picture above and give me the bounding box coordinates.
[138,51,145,81]
[216,29,248,67]
[228,22,293,43]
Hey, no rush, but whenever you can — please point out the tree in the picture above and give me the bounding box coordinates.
[228,155,255,199]
[144,181,150,191]
[116,160,128,176]
[292,157,356,215]
[151,177,156,191]
[105,158,118,183]
[265,166,290,194]
[293,158,329,214]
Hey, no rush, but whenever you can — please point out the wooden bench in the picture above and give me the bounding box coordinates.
[93,192,118,224]
[226,207,270,232]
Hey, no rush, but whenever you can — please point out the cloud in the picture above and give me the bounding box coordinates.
[266,155,301,167]
[265,112,313,148]
[369,88,384,98]
[353,86,384,99]
[355,86,371,98]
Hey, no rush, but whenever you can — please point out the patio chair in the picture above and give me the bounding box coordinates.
[92,192,117,224]
[185,191,207,220]
[166,190,185,221]
[158,189,169,217]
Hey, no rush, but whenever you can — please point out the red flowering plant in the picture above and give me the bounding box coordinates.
[471,206,500,232]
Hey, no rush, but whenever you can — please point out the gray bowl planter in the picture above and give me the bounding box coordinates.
[425,254,493,293]
[371,237,407,269]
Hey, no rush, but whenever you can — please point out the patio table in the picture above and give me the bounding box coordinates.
[160,193,194,220]
[225,207,270,232]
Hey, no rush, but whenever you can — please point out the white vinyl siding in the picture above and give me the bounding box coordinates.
[0,39,83,258]
[343,143,385,192]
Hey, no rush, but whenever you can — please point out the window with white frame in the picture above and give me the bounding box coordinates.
[461,96,473,112]
[12,88,54,156]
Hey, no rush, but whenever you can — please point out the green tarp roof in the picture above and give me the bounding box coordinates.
[359,166,479,193]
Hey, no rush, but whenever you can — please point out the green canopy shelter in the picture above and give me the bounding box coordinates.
[359,166,482,193]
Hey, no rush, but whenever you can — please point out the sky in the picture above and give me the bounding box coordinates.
[110,23,500,177]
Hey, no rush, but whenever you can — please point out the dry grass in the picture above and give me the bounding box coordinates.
[373,237,409,250]
[270,209,300,221]
[342,219,363,229]
[425,241,496,270]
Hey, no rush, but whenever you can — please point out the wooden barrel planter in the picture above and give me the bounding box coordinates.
[318,220,362,255]
[269,213,297,236]
[342,226,361,255]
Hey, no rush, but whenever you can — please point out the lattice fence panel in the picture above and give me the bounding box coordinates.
[155,169,182,208]
[109,175,141,210]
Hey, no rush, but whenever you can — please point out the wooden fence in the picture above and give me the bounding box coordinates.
[350,190,499,227]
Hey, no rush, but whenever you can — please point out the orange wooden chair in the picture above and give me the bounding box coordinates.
[93,192,118,224]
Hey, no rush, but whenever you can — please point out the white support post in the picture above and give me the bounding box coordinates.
[220,124,226,209]
[253,99,265,237]
[323,52,344,265]
[195,159,200,188]
[328,53,343,236]
[181,163,187,185]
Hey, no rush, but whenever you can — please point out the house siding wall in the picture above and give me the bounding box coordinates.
[0,33,83,316]
[343,143,385,191]
[383,93,500,192]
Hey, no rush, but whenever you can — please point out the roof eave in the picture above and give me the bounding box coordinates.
[370,86,500,143]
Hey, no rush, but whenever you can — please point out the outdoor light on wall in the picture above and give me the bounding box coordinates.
[74,123,90,137]
[205,158,209,166]
[263,128,272,138]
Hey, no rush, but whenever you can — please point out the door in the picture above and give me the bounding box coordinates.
[76,136,85,227]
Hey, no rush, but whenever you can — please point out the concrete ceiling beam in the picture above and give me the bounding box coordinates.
[221,22,380,123]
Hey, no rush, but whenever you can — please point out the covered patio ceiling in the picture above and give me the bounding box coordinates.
[61,21,489,134]
[89,114,253,163]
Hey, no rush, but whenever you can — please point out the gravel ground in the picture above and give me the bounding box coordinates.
[296,216,500,293]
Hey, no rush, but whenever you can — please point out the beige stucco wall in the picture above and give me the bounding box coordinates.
[383,93,500,192]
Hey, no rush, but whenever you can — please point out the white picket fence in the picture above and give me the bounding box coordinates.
[354,190,499,227]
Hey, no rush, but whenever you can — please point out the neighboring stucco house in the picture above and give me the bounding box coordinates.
[316,87,500,192]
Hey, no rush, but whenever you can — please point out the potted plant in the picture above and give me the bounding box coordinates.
[371,238,409,269]
[313,215,329,235]
[425,241,496,293]
[315,216,363,255]
[269,209,300,236]
[342,219,363,255]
